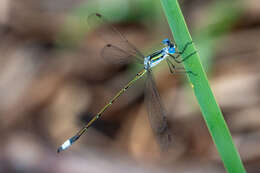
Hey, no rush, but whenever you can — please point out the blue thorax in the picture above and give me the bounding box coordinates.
[144,39,175,70]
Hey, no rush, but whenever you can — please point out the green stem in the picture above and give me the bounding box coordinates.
[160,0,246,172]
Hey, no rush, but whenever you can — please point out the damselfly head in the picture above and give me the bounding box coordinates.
[162,39,175,54]
[162,38,174,47]
[162,38,170,45]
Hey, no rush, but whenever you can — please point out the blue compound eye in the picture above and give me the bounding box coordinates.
[168,47,175,54]
[162,38,170,45]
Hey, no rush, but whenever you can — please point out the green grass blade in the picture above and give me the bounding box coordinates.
[160,0,246,172]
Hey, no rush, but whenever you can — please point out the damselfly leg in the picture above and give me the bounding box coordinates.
[168,41,196,63]
[175,41,193,55]
[166,58,193,75]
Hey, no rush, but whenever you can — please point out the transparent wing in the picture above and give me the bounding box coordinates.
[88,13,145,64]
[101,44,142,64]
[145,70,172,149]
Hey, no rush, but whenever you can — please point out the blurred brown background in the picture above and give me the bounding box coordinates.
[0,0,260,172]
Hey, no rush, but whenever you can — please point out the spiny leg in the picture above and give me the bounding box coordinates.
[175,41,193,55]
[168,51,196,64]
[166,58,194,75]
[168,41,195,63]
[166,58,174,74]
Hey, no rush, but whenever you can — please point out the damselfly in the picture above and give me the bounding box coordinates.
[57,13,196,153]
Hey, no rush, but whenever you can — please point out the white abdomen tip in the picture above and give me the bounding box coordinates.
[61,140,71,150]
